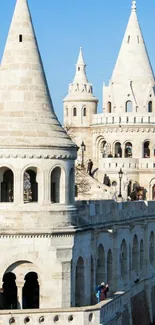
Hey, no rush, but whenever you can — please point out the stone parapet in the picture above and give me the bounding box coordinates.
[92,113,155,126]
[76,200,155,226]
[0,275,154,325]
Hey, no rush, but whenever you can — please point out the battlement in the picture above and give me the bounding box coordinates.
[76,200,155,226]
[92,113,155,126]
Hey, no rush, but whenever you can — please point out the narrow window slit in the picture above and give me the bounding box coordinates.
[19,35,22,42]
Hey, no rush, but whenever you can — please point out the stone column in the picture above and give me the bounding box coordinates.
[14,169,23,205]
[16,280,24,309]
[112,231,119,291]
[65,172,70,205]
[43,170,51,205]
[62,261,72,307]
[56,248,73,308]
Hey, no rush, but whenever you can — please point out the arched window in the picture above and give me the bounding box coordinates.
[126,101,132,113]
[69,168,74,203]
[73,107,77,117]
[0,168,14,202]
[152,184,155,200]
[65,107,68,117]
[3,272,17,309]
[91,256,94,305]
[83,107,86,117]
[23,168,38,203]
[23,272,39,309]
[143,141,150,158]
[148,101,152,113]
[107,249,113,286]
[51,167,61,203]
[125,142,132,158]
[114,142,122,158]
[149,232,155,266]
[75,257,84,307]
[96,244,105,286]
[132,235,139,274]
[107,102,112,113]
[120,239,127,280]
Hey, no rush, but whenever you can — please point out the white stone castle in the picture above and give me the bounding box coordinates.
[1,1,155,325]
[64,0,155,202]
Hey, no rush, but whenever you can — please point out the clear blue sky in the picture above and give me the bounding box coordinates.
[0,0,155,123]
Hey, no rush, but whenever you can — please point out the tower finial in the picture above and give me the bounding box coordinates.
[131,0,136,12]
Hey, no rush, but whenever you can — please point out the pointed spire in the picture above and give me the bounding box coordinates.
[73,47,88,84]
[0,0,75,148]
[111,0,154,85]
[131,0,136,12]
[77,47,86,66]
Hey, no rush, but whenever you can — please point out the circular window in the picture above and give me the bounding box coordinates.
[53,316,59,323]
[24,317,30,324]
[39,317,44,323]
[9,318,15,324]
[68,315,74,322]
[112,181,117,187]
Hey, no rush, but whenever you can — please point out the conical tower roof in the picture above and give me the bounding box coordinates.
[0,0,75,148]
[64,48,98,102]
[73,47,88,84]
[111,1,154,84]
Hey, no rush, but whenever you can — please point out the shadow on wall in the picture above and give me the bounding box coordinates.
[131,291,150,325]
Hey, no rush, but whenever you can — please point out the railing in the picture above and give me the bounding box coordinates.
[92,114,155,125]
[98,158,155,171]
[0,275,154,325]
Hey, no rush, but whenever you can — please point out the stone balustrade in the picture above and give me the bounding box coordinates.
[0,275,154,325]
[98,158,155,171]
[92,113,155,125]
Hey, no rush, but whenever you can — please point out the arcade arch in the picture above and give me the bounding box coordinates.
[132,235,139,274]
[96,244,105,286]
[120,239,127,280]
[107,249,113,286]
[143,140,150,158]
[0,167,14,202]
[149,232,155,266]
[140,239,144,274]
[75,257,84,307]
[51,166,65,203]
[23,168,38,203]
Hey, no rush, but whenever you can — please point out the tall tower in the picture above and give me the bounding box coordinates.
[64,48,98,163]
[0,0,77,309]
[103,0,155,115]
[64,47,98,127]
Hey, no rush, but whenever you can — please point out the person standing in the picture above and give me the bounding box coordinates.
[87,159,93,176]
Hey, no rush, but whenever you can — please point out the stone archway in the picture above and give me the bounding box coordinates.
[75,257,84,307]
[3,260,41,309]
[132,235,139,274]
[0,167,14,202]
[120,239,127,280]
[2,272,17,309]
[107,249,113,286]
[23,272,39,309]
[96,244,105,286]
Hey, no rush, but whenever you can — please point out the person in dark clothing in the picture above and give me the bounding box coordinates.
[103,174,111,187]
[87,159,93,176]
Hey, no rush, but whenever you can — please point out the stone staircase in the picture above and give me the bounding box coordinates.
[75,166,114,200]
